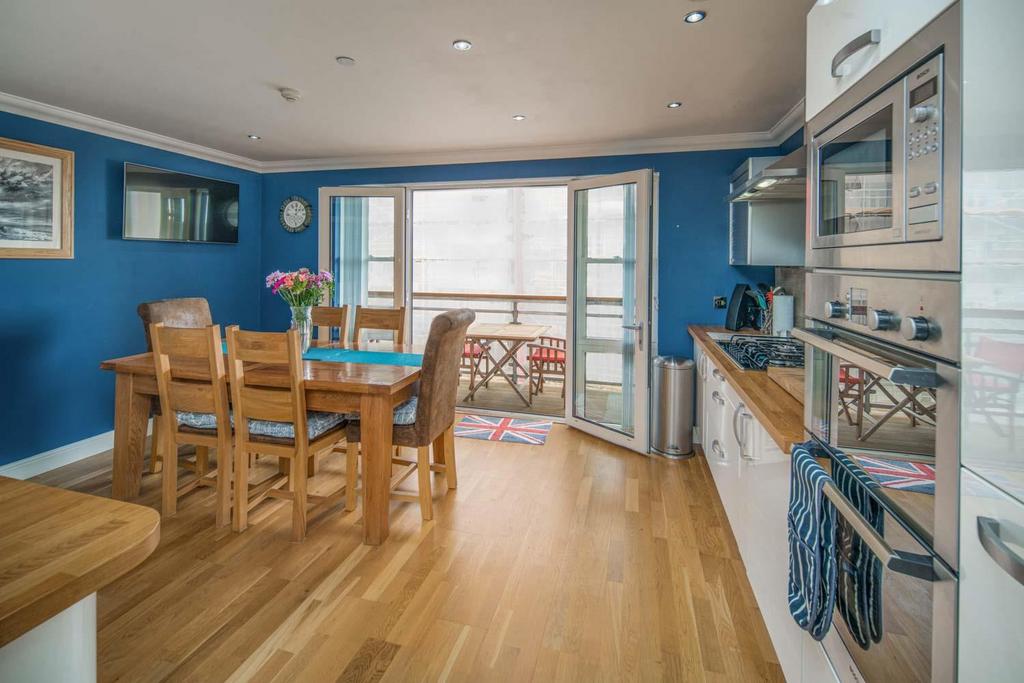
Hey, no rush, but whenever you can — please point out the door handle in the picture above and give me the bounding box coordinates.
[822,481,937,581]
[622,323,644,351]
[792,327,940,388]
[832,29,881,78]
[978,516,1024,587]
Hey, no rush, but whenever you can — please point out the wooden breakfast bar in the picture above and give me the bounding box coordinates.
[99,342,425,545]
[0,477,159,681]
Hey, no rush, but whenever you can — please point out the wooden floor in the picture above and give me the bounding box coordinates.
[33,426,782,682]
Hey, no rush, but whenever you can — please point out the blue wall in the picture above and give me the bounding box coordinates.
[261,147,788,356]
[0,111,262,466]
[0,103,799,466]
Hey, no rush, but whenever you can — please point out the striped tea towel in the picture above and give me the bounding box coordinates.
[833,450,884,649]
[788,441,838,641]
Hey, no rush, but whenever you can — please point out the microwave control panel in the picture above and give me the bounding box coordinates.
[905,54,943,242]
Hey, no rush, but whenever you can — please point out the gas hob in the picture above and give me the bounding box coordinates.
[715,335,804,371]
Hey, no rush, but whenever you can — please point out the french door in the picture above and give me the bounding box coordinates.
[317,187,407,340]
[566,170,653,453]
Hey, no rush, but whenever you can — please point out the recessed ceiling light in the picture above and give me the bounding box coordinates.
[247,134,261,140]
[683,10,707,23]
[667,101,682,109]
[512,114,527,121]
[335,55,356,66]
[452,39,473,51]
[756,178,778,189]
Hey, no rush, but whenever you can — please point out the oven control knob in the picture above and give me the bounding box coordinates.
[824,300,847,319]
[901,316,932,341]
[867,309,897,331]
[911,105,937,123]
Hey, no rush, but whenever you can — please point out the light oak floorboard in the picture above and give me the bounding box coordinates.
[34,425,781,682]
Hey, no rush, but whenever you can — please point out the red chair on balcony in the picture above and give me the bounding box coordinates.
[528,336,566,403]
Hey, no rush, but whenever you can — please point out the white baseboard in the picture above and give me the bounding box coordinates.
[0,420,152,480]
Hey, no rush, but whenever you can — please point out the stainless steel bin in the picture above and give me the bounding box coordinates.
[651,356,695,458]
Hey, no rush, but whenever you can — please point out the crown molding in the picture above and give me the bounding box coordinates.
[0,91,262,172]
[768,97,805,145]
[0,91,805,174]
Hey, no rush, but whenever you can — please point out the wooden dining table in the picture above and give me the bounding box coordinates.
[99,341,425,545]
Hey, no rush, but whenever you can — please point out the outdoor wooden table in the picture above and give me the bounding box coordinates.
[463,323,550,405]
[99,341,424,545]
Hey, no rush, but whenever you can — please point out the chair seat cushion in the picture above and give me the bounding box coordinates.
[342,396,418,426]
[529,347,565,363]
[463,343,487,357]
[175,410,346,440]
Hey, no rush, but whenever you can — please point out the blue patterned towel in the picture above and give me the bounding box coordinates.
[832,450,884,650]
[788,441,838,641]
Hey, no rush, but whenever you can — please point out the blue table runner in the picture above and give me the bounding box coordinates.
[220,342,422,367]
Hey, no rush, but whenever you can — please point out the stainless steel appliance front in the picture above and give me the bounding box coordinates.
[806,4,961,272]
[799,269,959,683]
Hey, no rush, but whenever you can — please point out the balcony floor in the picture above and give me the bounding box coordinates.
[457,376,625,428]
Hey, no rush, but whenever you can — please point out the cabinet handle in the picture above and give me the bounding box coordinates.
[712,368,723,380]
[739,412,758,461]
[831,29,881,78]
[732,403,744,450]
[711,390,725,405]
[978,516,1024,587]
[711,440,725,459]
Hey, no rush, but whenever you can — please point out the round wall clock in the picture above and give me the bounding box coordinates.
[280,195,312,232]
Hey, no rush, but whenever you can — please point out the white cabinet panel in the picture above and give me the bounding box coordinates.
[959,469,1024,683]
[806,0,955,121]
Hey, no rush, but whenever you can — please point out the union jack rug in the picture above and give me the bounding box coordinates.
[855,455,936,495]
[454,415,552,445]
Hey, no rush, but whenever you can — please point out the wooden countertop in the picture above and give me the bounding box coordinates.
[0,477,160,648]
[689,325,805,453]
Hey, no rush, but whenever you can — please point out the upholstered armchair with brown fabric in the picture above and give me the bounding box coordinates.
[345,308,475,520]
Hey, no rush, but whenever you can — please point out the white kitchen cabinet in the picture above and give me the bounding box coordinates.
[805,0,955,121]
[958,468,1024,683]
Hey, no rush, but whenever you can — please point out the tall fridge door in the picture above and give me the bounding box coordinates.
[959,469,1024,682]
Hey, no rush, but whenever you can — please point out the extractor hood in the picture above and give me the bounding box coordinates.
[727,146,806,202]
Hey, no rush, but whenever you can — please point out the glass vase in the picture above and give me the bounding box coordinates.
[290,305,312,353]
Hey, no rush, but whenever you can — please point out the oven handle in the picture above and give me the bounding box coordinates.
[978,517,1024,587]
[822,482,937,581]
[831,29,881,78]
[792,328,940,388]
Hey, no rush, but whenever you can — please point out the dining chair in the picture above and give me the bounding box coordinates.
[225,326,350,541]
[461,340,492,397]
[527,336,567,404]
[311,305,349,346]
[345,309,474,521]
[150,322,232,525]
[137,297,213,475]
[353,305,406,344]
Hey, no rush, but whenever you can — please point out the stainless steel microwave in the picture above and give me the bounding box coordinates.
[806,6,961,273]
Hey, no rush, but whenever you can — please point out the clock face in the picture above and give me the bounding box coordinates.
[280,196,311,232]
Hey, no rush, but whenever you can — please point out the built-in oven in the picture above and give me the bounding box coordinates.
[795,271,959,682]
[806,3,961,272]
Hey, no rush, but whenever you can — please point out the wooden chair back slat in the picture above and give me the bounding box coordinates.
[167,380,218,414]
[237,386,295,423]
[312,305,349,345]
[353,306,406,344]
[230,329,291,364]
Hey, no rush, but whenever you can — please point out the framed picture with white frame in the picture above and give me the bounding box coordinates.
[0,136,74,259]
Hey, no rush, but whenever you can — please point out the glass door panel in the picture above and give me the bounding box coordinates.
[567,170,651,452]
[317,187,406,342]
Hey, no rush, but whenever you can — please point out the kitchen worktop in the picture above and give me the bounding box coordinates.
[0,476,160,648]
[689,325,805,453]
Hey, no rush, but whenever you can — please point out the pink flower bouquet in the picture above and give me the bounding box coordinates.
[265,268,334,307]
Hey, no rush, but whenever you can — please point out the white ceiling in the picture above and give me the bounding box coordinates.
[0,0,812,167]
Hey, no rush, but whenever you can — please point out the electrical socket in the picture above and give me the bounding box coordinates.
[713,296,727,309]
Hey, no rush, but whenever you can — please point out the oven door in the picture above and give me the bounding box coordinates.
[796,324,959,567]
[811,79,906,251]
[813,439,957,683]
